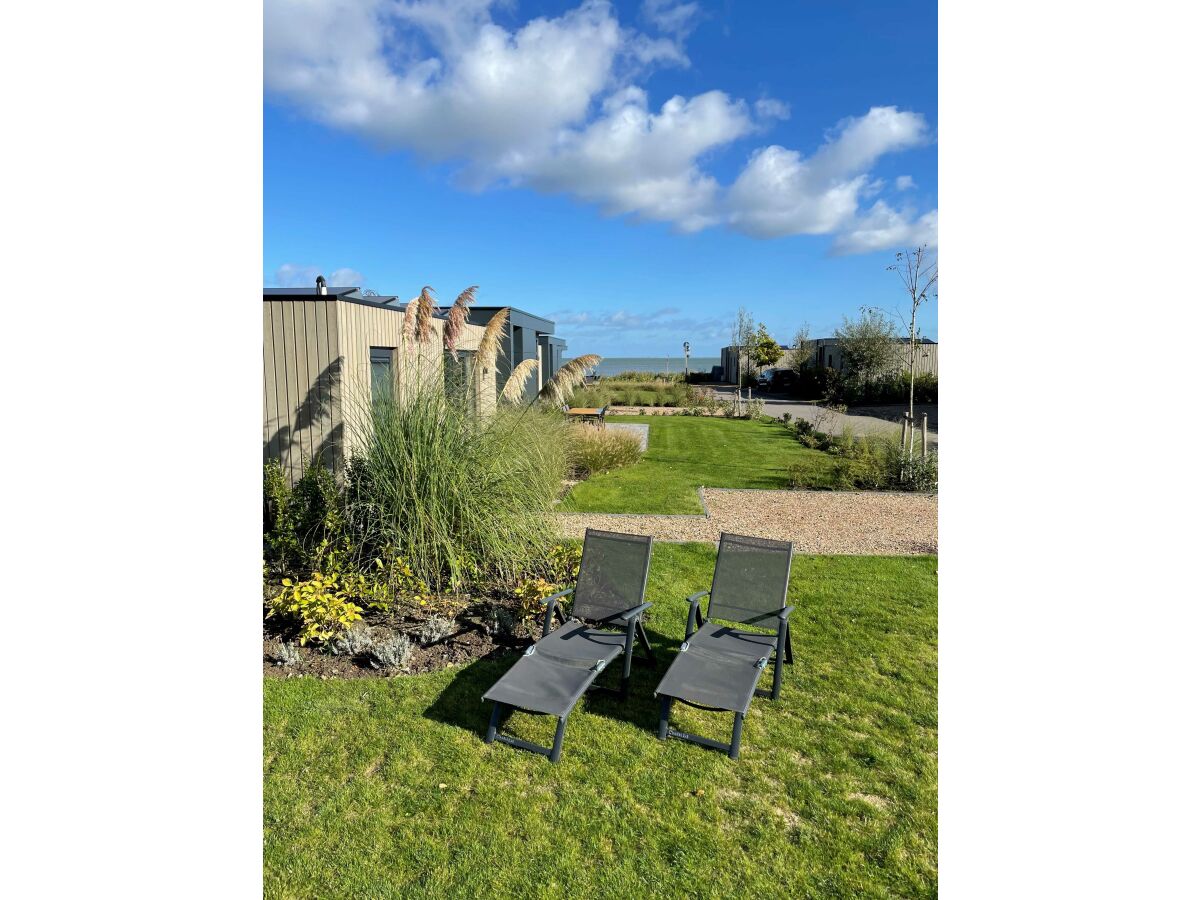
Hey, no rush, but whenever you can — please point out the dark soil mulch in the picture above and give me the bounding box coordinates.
[262,598,540,680]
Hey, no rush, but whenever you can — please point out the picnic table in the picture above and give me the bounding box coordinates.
[563,405,608,425]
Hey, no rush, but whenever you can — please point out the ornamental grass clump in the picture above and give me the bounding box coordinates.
[346,374,570,591]
[567,425,644,476]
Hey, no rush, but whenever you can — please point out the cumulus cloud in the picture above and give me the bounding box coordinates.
[896,174,915,191]
[726,106,928,239]
[264,0,935,253]
[272,263,365,287]
[831,204,938,255]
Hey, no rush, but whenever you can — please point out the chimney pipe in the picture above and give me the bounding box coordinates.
[315,275,327,295]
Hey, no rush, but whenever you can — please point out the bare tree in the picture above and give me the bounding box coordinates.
[731,306,756,384]
[888,246,938,426]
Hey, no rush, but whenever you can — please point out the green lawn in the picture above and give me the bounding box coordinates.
[560,415,839,514]
[264,545,938,898]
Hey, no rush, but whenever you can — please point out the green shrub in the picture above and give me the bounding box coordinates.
[263,461,345,572]
[568,424,644,476]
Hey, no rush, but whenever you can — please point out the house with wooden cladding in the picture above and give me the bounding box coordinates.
[263,284,481,483]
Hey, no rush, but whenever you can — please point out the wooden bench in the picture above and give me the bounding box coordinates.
[563,405,608,425]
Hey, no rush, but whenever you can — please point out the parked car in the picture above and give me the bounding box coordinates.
[755,368,797,392]
[769,369,798,392]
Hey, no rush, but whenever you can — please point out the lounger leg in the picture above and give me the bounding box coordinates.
[785,628,794,665]
[549,715,569,764]
[771,623,787,700]
[485,702,505,744]
[658,696,673,740]
[621,625,636,699]
[636,620,657,664]
[729,712,745,760]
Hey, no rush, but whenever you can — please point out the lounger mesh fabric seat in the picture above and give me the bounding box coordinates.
[482,529,656,762]
[655,533,795,759]
[482,625,627,717]
[653,641,767,716]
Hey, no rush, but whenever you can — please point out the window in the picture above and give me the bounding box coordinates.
[370,347,395,402]
[444,350,478,415]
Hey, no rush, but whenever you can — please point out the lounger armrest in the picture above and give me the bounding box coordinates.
[541,588,574,637]
[685,591,709,639]
[777,605,795,623]
[616,602,652,623]
[540,588,575,605]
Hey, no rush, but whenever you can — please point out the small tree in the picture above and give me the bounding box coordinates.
[835,310,899,382]
[787,323,815,371]
[751,323,784,367]
[887,246,938,426]
[731,306,756,384]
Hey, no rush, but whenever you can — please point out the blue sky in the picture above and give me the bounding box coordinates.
[265,0,937,356]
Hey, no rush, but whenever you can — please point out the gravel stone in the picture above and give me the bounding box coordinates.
[557,488,937,555]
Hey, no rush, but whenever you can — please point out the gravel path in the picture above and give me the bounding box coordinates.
[557,488,937,555]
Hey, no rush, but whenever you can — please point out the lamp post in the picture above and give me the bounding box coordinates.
[683,341,690,380]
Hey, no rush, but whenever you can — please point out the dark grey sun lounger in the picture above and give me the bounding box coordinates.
[482,529,656,762]
[655,532,795,759]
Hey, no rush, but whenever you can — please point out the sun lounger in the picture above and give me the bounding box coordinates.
[482,529,655,762]
[654,533,795,759]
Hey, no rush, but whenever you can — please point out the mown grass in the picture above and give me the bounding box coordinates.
[264,546,937,899]
[560,415,839,514]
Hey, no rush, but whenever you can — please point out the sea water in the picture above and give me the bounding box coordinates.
[568,356,722,378]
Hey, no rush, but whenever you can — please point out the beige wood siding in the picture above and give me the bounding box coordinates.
[263,299,342,484]
[265,298,495,484]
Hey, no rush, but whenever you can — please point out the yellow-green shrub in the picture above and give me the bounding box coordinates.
[266,572,364,645]
[511,543,583,622]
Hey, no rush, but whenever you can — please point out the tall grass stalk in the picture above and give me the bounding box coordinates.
[345,370,569,590]
[500,358,539,404]
[540,353,601,407]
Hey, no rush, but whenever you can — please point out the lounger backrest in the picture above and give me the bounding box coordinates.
[707,532,793,627]
[571,529,654,622]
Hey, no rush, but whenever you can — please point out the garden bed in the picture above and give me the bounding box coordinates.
[263,626,507,679]
[263,598,542,679]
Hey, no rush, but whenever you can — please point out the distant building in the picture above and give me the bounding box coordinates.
[720,337,937,382]
[449,306,567,404]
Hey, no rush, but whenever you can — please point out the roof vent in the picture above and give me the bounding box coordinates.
[315,275,327,295]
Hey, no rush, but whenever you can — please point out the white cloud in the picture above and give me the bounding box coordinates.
[726,106,929,239]
[264,1,935,253]
[641,0,701,37]
[273,263,322,287]
[754,98,790,121]
[896,174,915,191]
[329,267,366,285]
[510,87,754,230]
[830,204,938,255]
[272,263,365,287]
